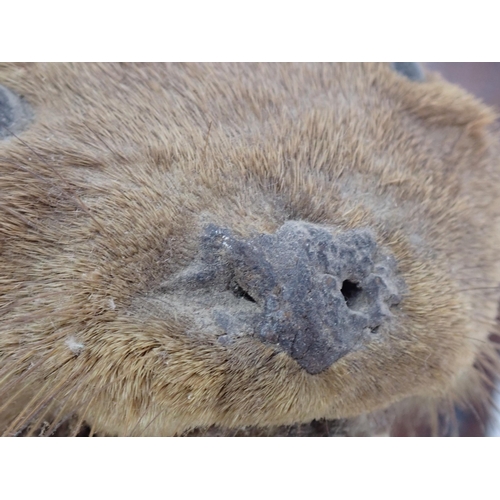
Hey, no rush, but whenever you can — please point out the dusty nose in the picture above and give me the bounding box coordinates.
[203,221,403,374]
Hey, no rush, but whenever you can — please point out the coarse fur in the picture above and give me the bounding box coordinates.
[1,62,500,436]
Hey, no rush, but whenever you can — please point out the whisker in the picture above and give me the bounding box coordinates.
[43,369,96,437]
[25,404,59,437]
[128,406,154,437]
[0,351,54,406]
[2,376,69,436]
[457,286,500,292]
[136,406,168,437]
[2,358,88,436]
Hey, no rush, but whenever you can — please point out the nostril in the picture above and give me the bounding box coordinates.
[231,282,256,303]
[341,280,363,309]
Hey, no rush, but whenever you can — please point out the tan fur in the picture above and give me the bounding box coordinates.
[1,63,500,436]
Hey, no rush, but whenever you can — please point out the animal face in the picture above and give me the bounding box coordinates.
[1,63,499,436]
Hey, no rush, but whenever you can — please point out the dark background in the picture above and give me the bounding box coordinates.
[427,62,500,436]
[427,63,500,111]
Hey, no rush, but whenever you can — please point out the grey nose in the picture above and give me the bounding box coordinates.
[198,222,403,374]
[162,222,403,374]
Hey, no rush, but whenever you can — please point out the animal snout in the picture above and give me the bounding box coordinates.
[164,221,403,374]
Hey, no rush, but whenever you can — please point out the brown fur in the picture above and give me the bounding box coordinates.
[1,62,500,436]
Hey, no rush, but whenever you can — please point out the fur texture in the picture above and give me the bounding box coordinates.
[0,63,500,436]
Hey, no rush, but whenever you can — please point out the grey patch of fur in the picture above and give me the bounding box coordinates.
[0,85,33,139]
[391,63,424,82]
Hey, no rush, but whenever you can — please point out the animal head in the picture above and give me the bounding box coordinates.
[1,63,499,436]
